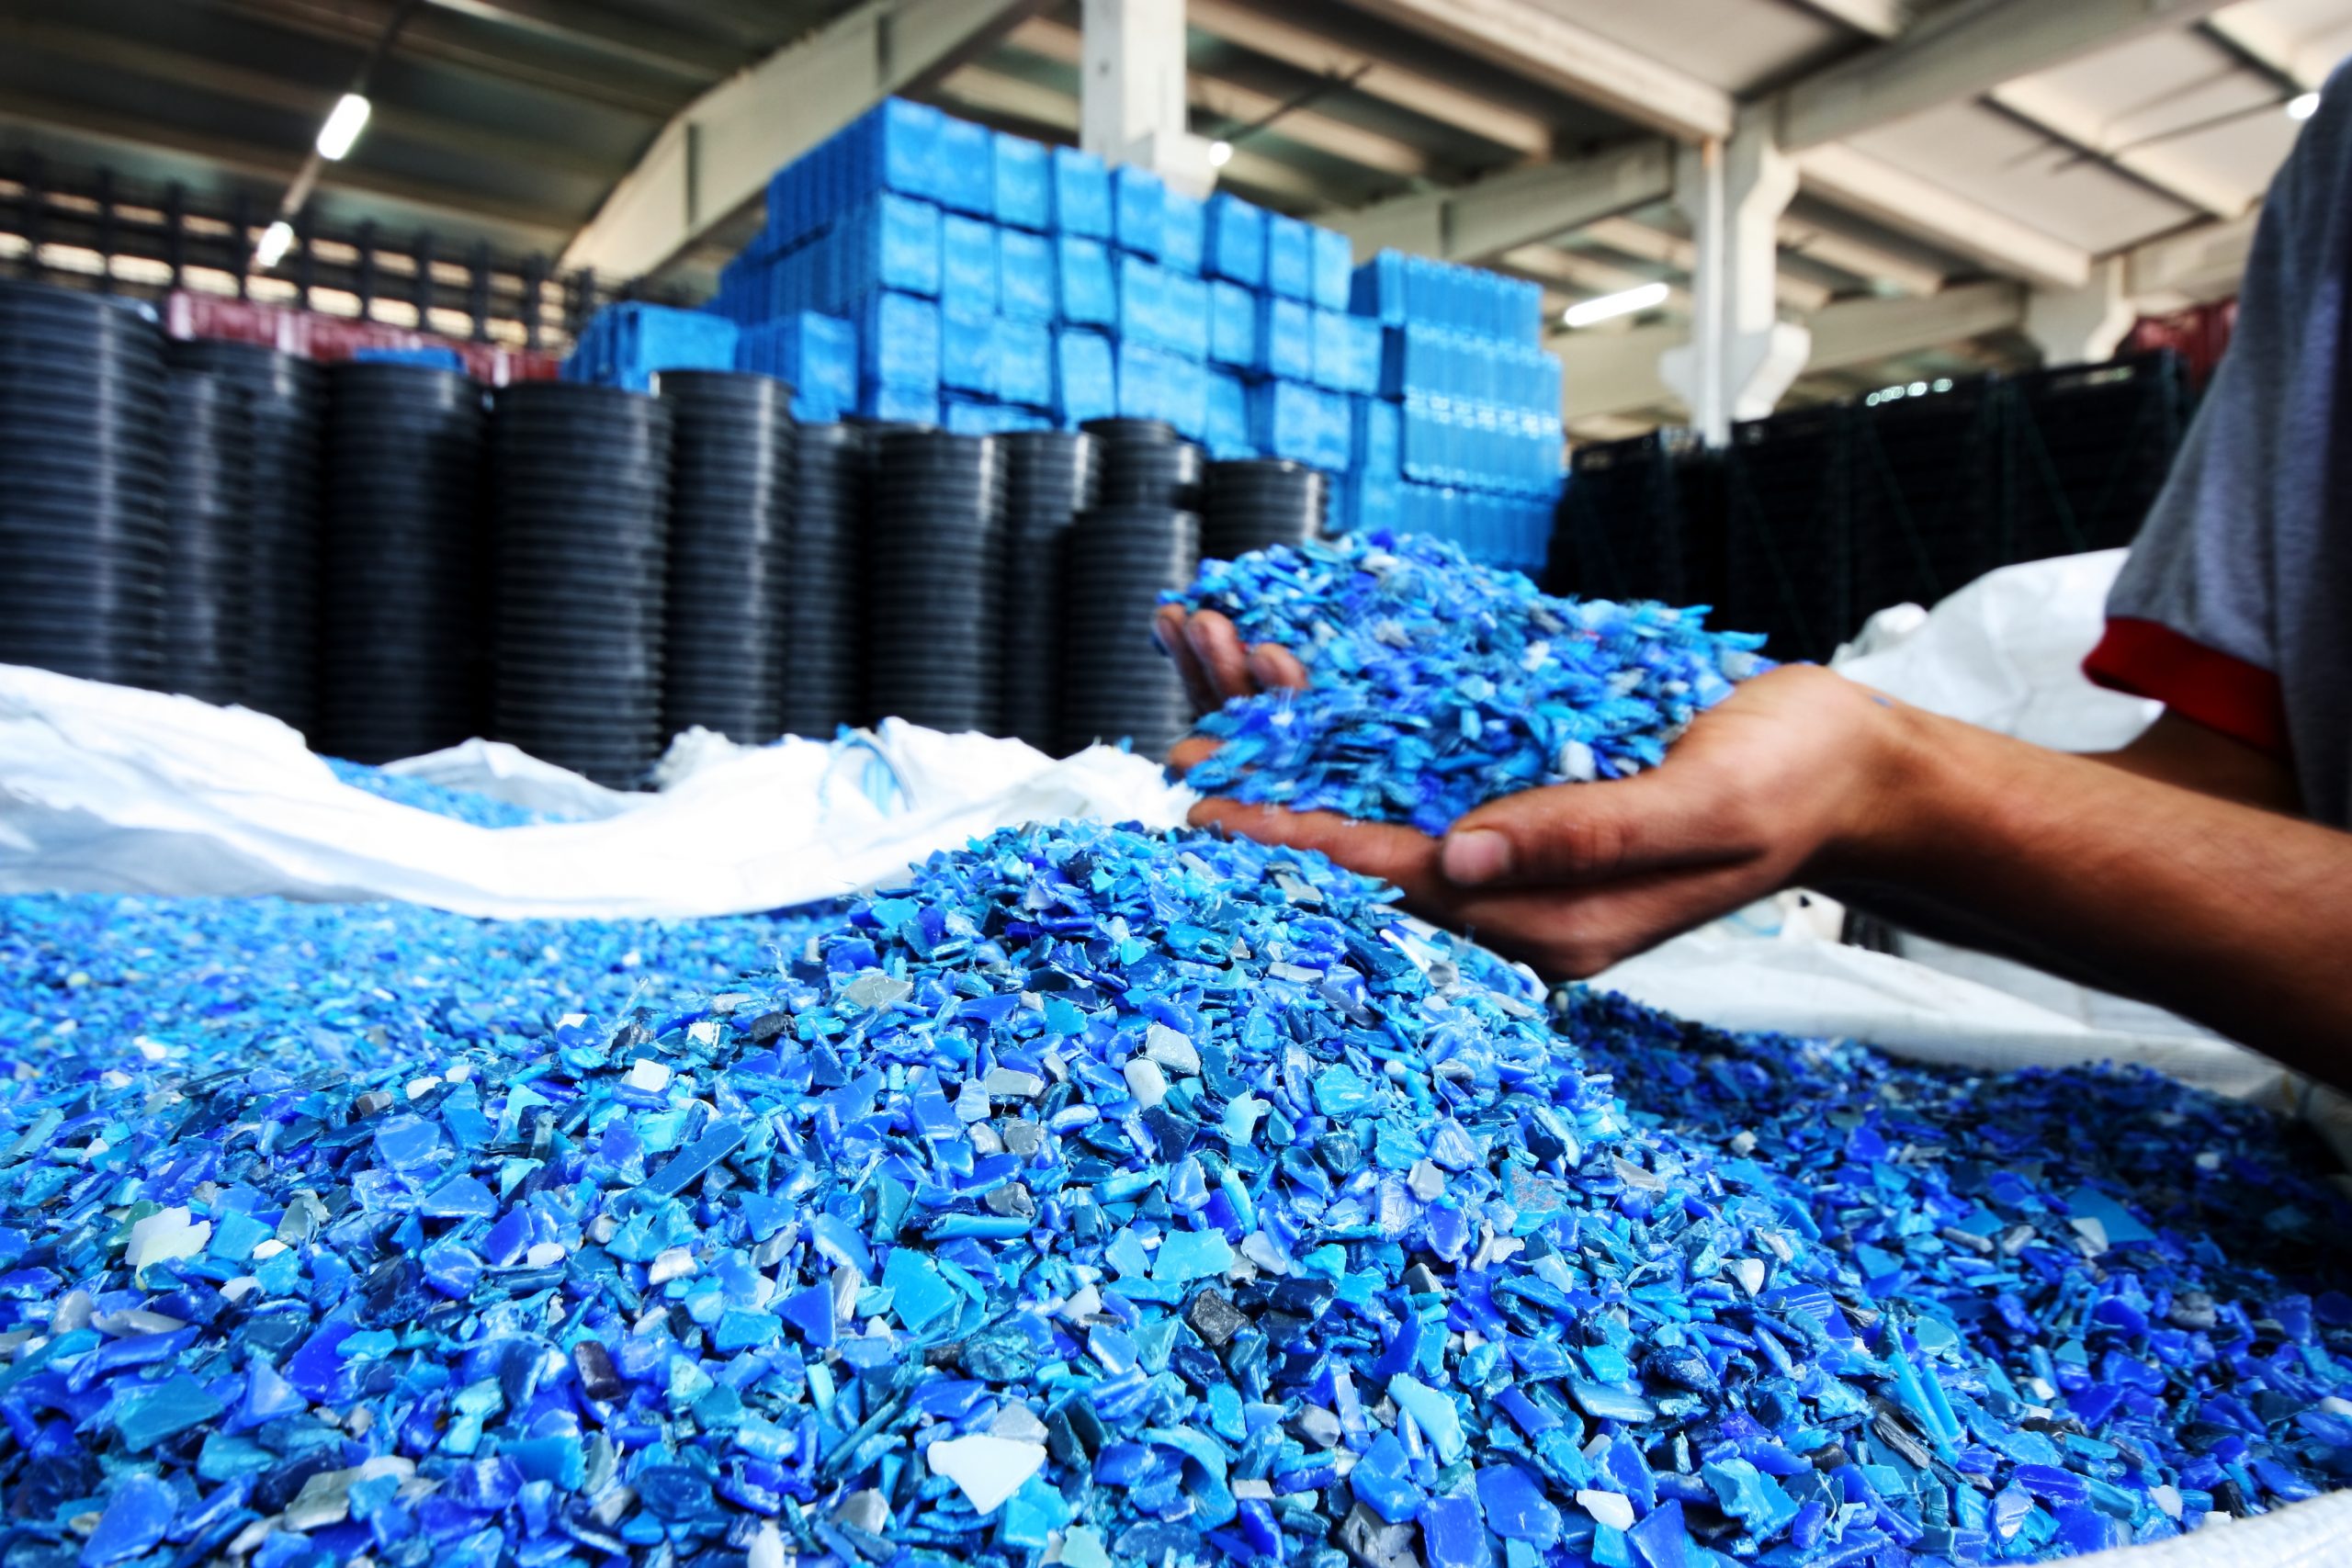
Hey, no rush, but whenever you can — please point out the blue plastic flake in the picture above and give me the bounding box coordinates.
[1170,529,1770,830]
[324,757,579,827]
[3,818,2350,1567]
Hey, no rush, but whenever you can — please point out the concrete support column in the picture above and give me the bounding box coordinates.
[1660,118,1810,445]
[1080,0,1219,196]
[2025,256,2135,367]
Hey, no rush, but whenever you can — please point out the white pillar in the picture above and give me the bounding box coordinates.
[1660,118,1810,445]
[1080,0,1219,197]
[2025,257,2134,367]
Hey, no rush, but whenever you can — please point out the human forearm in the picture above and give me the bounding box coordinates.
[1859,701,2352,1074]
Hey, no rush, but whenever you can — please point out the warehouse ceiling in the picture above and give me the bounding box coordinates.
[0,0,2346,429]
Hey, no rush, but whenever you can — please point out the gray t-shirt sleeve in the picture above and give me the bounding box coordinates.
[2093,62,2352,820]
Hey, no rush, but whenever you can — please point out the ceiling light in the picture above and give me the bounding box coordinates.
[2288,91,2322,120]
[1207,140,1234,168]
[1907,380,1928,396]
[1560,281,1668,329]
[254,220,296,270]
[316,93,373,161]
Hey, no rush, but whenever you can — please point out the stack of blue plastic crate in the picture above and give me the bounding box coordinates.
[560,304,738,392]
[573,97,1566,568]
[1343,252,1564,575]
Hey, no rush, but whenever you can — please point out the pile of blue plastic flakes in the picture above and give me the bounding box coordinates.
[0,819,2346,1568]
[324,760,577,830]
[1168,533,1770,832]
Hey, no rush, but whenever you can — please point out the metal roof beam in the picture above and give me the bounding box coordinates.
[1329,139,1675,263]
[1983,81,2248,220]
[1006,17,1435,177]
[1336,0,1735,142]
[1580,217,1835,312]
[933,64,1326,206]
[2124,210,2258,308]
[1806,277,2023,368]
[1182,0,1552,157]
[1780,0,1911,39]
[561,0,1044,280]
[0,91,577,248]
[2201,10,2336,91]
[1773,211,1944,295]
[1793,142,2093,288]
[419,0,741,81]
[1777,0,2239,150]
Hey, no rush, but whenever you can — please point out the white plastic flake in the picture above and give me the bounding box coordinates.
[926,1435,1046,1515]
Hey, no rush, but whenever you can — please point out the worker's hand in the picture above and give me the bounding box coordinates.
[1180,664,1918,981]
[1152,604,1308,716]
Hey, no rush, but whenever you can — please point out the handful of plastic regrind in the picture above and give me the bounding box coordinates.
[1166,530,1770,833]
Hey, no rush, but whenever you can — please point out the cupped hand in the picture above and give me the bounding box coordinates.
[1181,664,1919,981]
[1152,604,1308,716]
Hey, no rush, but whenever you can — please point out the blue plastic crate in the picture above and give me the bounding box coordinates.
[1266,213,1312,299]
[1057,236,1115,327]
[992,132,1050,230]
[1167,354,1209,440]
[1117,254,1170,349]
[856,192,942,299]
[1353,396,1400,480]
[1259,296,1312,381]
[735,310,855,421]
[771,98,942,243]
[1164,272,1209,360]
[1309,310,1351,392]
[1207,194,1266,287]
[935,116,994,216]
[1114,165,1165,256]
[568,303,738,390]
[994,316,1052,409]
[1351,250,1407,325]
[1205,369,1252,460]
[1251,379,1317,464]
[1310,226,1353,311]
[998,229,1054,322]
[862,381,941,425]
[862,290,940,390]
[1161,188,1205,275]
[1053,146,1112,238]
[1313,387,1353,472]
[1208,281,1257,369]
[1339,475,1401,536]
[941,305,994,394]
[1054,328,1116,426]
[940,213,998,315]
[354,345,465,371]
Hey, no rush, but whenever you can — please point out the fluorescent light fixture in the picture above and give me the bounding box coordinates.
[1907,380,1928,396]
[1932,377,1953,392]
[2288,91,2322,120]
[1560,281,1668,329]
[254,220,296,270]
[316,93,373,161]
[1207,140,1234,168]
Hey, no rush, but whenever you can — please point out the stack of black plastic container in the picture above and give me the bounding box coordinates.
[488,382,673,786]
[2003,354,2188,566]
[999,430,1097,753]
[656,371,792,743]
[1202,457,1325,561]
[166,337,326,732]
[1544,429,1712,609]
[0,280,169,688]
[316,361,490,762]
[1849,385,2001,627]
[160,369,253,705]
[1721,405,1852,664]
[865,427,1003,734]
[1063,418,1201,760]
[779,423,869,739]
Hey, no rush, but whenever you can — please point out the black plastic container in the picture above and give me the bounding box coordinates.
[488,381,673,787]
[0,280,170,688]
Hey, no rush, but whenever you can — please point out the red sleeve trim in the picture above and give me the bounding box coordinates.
[2084,615,2290,759]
